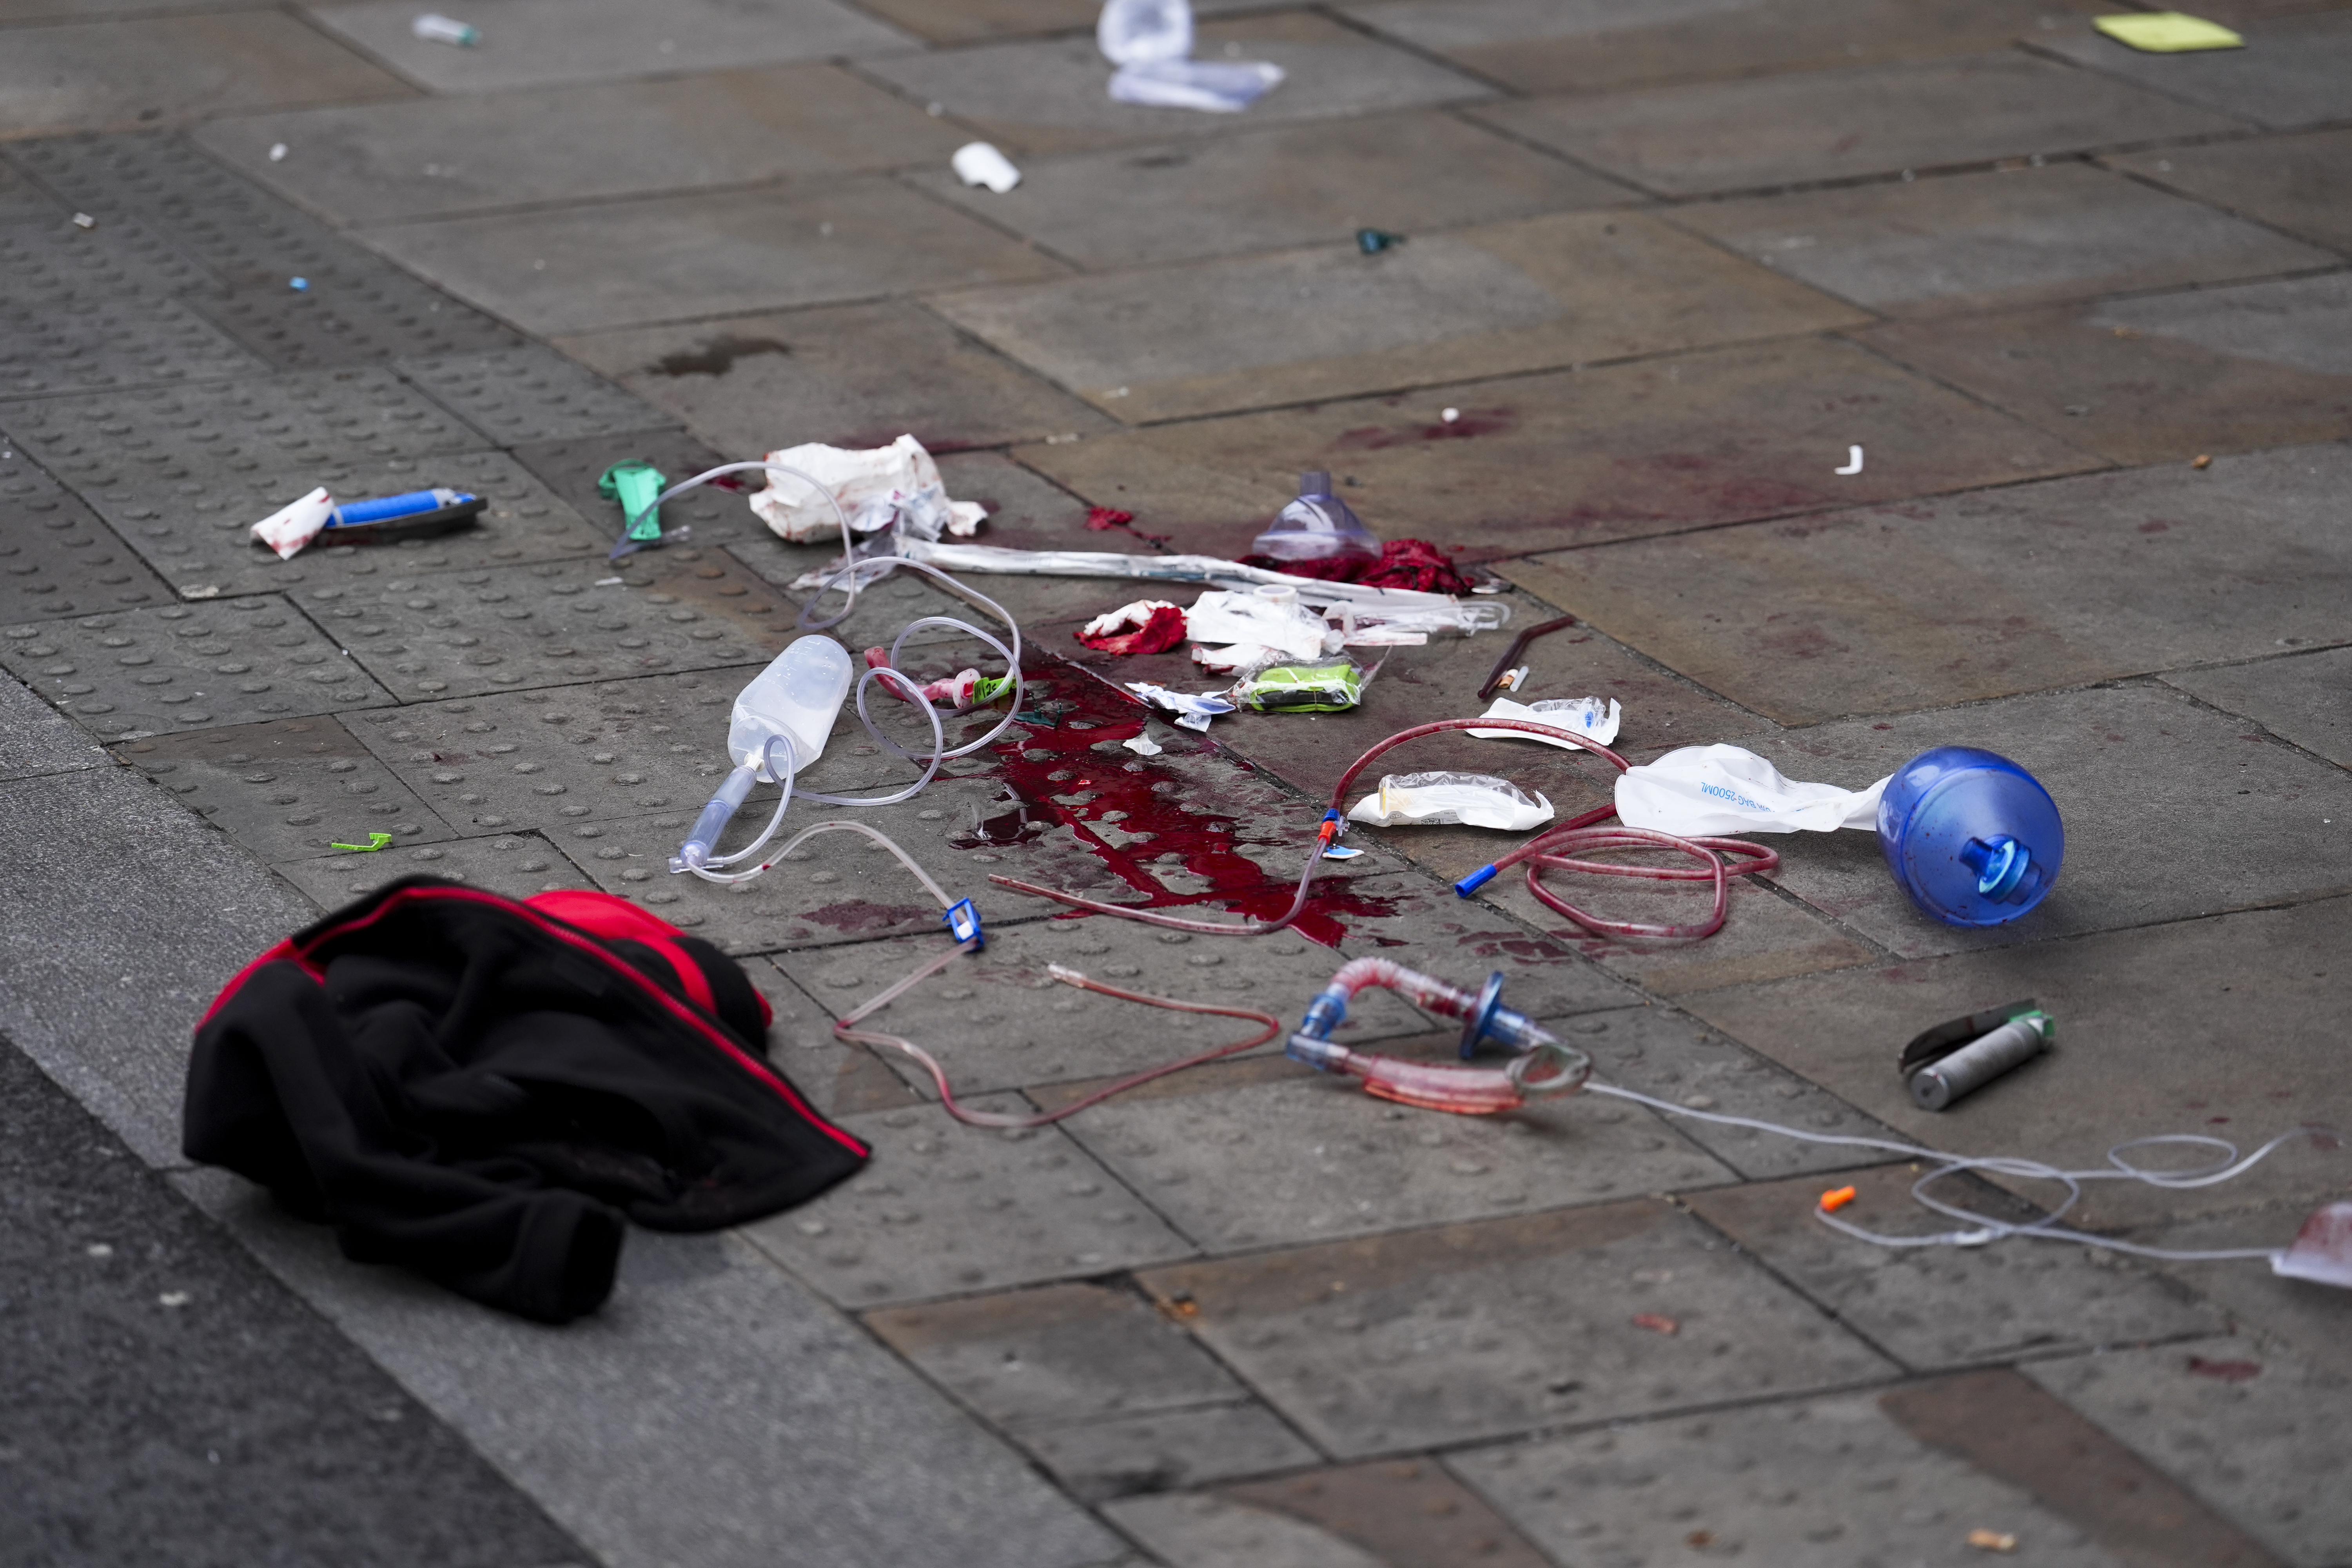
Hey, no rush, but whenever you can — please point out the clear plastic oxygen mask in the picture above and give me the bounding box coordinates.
[1252,471,1379,563]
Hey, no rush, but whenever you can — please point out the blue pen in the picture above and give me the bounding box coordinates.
[329,487,476,527]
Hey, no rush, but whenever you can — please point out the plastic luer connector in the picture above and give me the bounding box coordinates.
[944,898,983,947]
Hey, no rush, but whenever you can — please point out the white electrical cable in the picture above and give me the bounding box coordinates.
[1586,1081,2323,1263]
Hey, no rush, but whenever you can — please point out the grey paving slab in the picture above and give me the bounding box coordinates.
[1018,1403,1321,1501]
[1023,336,2101,555]
[867,1279,1255,1428]
[1454,1383,2164,1568]
[1216,1461,1557,1568]
[1136,1199,1894,1456]
[0,597,396,742]
[2047,10,2352,131]
[0,459,174,624]
[769,917,1428,1099]
[195,279,524,373]
[0,664,107,783]
[2137,1204,2352,1386]
[186,1176,1126,1568]
[0,0,231,18]
[742,1101,1197,1305]
[861,12,1495,156]
[1686,1164,2225,1370]
[909,111,1632,270]
[842,0,1096,45]
[343,668,759,832]
[0,156,61,214]
[1507,443,2352,728]
[555,299,1116,458]
[1049,1043,1734,1252]
[1470,53,2242,198]
[392,345,671,448]
[1682,894,2352,1229]
[2025,1336,2350,1565]
[1103,1492,1385,1567]
[0,14,413,138]
[272,829,594,908]
[194,65,968,226]
[1345,0,2107,95]
[305,0,916,94]
[1860,293,2352,466]
[0,1041,591,1568]
[1735,684,2352,958]
[2094,271,2352,381]
[2168,647,2352,770]
[115,715,457,862]
[935,209,1865,422]
[0,217,262,397]
[1670,162,2334,318]
[0,764,314,1168]
[368,177,1069,337]
[2107,129,2352,256]
[302,549,787,702]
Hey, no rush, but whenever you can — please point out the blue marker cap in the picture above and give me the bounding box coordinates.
[1454,863,1499,897]
[944,898,983,948]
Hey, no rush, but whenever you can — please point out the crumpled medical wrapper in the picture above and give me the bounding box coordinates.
[750,434,986,544]
[250,487,335,560]
[1348,772,1554,831]
[1468,695,1622,749]
[1615,744,1889,836]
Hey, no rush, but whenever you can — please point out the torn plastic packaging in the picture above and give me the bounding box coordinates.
[1469,695,1621,748]
[748,435,985,544]
[1235,661,1364,712]
[1347,771,1554,832]
[1187,584,1334,663]
[1616,744,1889,836]
[1125,681,1235,732]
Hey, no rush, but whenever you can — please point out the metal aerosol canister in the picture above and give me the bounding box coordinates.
[1907,1012,2052,1110]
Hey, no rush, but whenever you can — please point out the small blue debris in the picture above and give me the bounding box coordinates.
[289,277,309,291]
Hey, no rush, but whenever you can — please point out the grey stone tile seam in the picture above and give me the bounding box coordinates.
[2156,656,2352,777]
[2011,35,2287,133]
[2102,155,2352,262]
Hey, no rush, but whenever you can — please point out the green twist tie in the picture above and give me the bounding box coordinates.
[329,831,394,852]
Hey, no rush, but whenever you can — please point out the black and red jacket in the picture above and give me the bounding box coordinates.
[183,877,868,1323]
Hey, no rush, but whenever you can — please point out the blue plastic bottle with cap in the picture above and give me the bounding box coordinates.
[1877,746,2063,926]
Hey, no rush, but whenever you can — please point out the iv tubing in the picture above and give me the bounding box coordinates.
[1586,1080,2328,1264]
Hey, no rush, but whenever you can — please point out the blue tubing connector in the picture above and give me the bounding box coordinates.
[1454,863,1499,897]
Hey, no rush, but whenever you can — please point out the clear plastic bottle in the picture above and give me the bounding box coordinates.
[1876,746,2063,927]
[1251,472,1380,562]
[1097,0,1191,64]
[728,634,853,780]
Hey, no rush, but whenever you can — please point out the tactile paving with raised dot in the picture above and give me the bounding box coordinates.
[342,671,754,833]
[197,281,521,371]
[742,1102,1197,1307]
[0,597,395,740]
[0,221,262,399]
[273,831,595,911]
[298,548,789,701]
[398,346,676,446]
[0,457,174,622]
[115,716,457,862]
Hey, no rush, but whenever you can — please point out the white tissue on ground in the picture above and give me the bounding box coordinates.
[749,434,985,544]
[1615,744,1889,836]
[1468,695,1622,748]
[950,142,1022,192]
[1348,772,1555,832]
[250,487,334,560]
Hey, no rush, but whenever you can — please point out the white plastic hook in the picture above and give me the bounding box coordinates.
[1835,445,1865,475]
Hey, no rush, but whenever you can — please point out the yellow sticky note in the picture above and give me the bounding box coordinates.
[2094,12,2245,51]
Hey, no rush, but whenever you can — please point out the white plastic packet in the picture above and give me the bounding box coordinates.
[1108,58,1285,112]
[1126,681,1235,733]
[951,142,1021,193]
[1348,771,1554,832]
[250,486,335,560]
[1191,641,1279,676]
[1468,695,1622,749]
[1615,744,1888,836]
[1186,587,1332,663]
[750,434,986,544]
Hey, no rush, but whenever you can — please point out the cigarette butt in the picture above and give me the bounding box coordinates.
[1966,1528,2018,1553]
[2192,454,2212,470]
[1820,1185,1858,1213]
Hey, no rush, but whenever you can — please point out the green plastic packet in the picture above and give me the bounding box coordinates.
[597,460,668,542]
[1236,662,1364,713]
